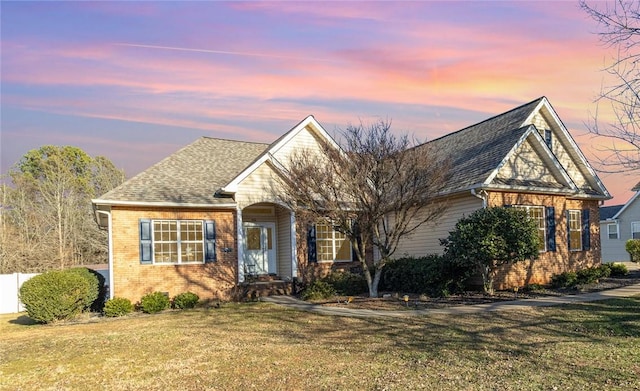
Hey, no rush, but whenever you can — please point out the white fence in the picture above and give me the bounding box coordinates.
[0,269,109,315]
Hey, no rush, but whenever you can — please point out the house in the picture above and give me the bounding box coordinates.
[393,97,610,289]
[600,183,640,263]
[93,97,610,301]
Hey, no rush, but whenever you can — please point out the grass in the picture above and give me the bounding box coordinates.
[1,298,639,390]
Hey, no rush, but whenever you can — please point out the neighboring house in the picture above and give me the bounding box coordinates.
[600,183,640,263]
[93,97,610,301]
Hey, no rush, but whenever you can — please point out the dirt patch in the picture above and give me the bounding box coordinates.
[310,269,640,311]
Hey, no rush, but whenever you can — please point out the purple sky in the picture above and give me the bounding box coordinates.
[1,1,634,205]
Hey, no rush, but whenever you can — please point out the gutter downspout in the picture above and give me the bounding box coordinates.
[95,209,114,300]
[471,188,488,208]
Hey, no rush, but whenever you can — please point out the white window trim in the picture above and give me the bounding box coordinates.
[632,221,640,240]
[568,210,582,252]
[514,205,546,252]
[316,222,352,263]
[607,222,619,240]
[152,219,205,265]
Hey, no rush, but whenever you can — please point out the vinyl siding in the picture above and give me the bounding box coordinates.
[276,206,293,277]
[271,125,324,163]
[601,196,640,262]
[393,194,483,257]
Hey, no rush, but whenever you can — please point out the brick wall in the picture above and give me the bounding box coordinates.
[110,206,238,302]
[487,191,601,289]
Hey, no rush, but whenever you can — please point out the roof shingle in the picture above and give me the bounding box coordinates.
[97,137,268,204]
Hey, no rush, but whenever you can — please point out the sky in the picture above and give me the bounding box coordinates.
[0,1,635,206]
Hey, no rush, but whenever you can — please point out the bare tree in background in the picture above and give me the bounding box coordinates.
[581,0,640,173]
[0,146,125,273]
[277,120,451,297]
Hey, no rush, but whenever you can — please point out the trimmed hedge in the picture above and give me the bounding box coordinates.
[140,292,171,313]
[19,270,95,323]
[301,281,336,301]
[67,267,101,311]
[380,255,470,297]
[173,292,199,309]
[323,271,368,296]
[104,297,134,317]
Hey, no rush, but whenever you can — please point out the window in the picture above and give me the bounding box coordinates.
[515,205,546,251]
[632,222,640,239]
[315,222,351,262]
[568,210,582,251]
[544,129,552,148]
[607,223,619,240]
[139,219,216,264]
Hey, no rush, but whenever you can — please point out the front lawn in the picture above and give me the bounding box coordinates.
[1,298,639,390]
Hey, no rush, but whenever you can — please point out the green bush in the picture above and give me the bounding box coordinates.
[103,297,134,317]
[67,267,101,311]
[301,281,337,301]
[608,263,629,277]
[173,292,199,309]
[626,239,640,262]
[577,266,610,285]
[140,292,171,313]
[380,255,470,296]
[523,283,545,292]
[19,270,94,323]
[550,271,578,288]
[323,271,368,296]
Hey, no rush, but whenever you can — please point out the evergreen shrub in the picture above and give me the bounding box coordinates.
[103,297,134,317]
[173,292,200,309]
[19,270,94,323]
[140,292,170,314]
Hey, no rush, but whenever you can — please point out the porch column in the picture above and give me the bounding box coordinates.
[237,207,245,283]
[290,211,297,278]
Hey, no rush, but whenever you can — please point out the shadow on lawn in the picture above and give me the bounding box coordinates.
[8,314,38,326]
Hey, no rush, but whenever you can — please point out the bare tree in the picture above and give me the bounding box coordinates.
[581,0,640,173]
[277,120,451,297]
[0,146,125,273]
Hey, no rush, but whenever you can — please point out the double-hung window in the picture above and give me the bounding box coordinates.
[139,219,216,264]
[514,205,546,252]
[632,222,640,239]
[568,210,582,251]
[315,222,352,263]
[607,223,619,240]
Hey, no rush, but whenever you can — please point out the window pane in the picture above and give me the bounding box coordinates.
[569,211,582,251]
[608,223,618,240]
[246,227,261,250]
[335,238,351,261]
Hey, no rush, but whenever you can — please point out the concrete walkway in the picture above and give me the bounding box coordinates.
[262,263,640,318]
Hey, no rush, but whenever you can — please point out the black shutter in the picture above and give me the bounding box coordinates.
[204,220,216,263]
[307,225,317,263]
[582,209,591,251]
[139,219,153,264]
[546,206,556,252]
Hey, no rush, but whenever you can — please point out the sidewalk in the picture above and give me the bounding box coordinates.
[262,266,640,319]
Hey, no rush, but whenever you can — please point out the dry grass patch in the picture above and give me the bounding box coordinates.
[1,299,639,390]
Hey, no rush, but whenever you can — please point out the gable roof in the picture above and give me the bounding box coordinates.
[94,137,268,206]
[600,204,624,221]
[220,115,337,194]
[416,97,610,199]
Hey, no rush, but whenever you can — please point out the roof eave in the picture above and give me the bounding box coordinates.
[91,199,237,209]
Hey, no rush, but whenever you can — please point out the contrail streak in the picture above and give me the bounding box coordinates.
[114,42,337,63]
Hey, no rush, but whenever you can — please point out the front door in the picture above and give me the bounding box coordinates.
[243,223,276,275]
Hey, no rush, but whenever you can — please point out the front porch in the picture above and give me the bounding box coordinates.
[237,203,297,286]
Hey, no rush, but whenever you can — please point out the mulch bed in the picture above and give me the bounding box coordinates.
[311,269,640,311]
